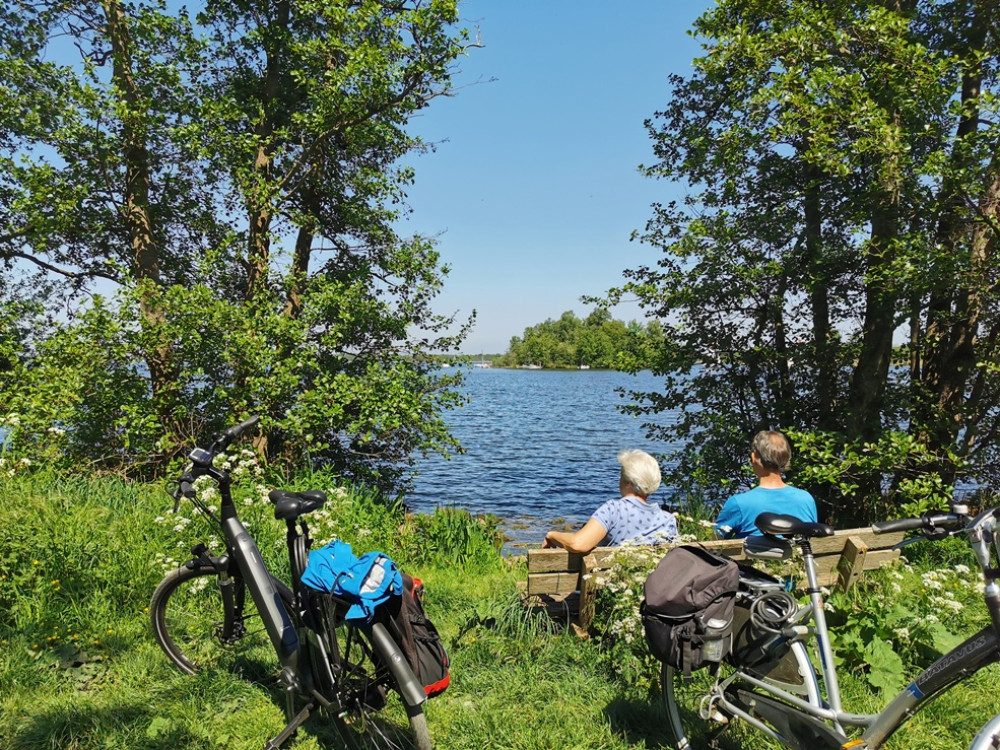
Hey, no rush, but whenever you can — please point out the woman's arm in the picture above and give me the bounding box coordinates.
[541,518,607,553]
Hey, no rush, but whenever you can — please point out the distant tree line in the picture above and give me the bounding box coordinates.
[494,310,666,369]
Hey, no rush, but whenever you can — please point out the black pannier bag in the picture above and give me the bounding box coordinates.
[641,544,740,677]
[385,574,450,698]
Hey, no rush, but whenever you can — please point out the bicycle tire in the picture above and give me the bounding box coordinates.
[662,640,820,750]
[312,597,431,750]
[151,565,290,676]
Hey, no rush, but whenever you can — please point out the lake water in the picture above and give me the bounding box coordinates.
[407,368,681,551]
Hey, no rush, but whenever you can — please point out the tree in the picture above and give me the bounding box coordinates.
[0,0,477,490]
[611,0,1000,524]
[497,309,662,369]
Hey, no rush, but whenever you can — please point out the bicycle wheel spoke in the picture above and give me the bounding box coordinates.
[151,567,278,677]
[312,597,429,750]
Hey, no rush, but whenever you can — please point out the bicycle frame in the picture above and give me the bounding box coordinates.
[168,418,426,747]
[704,505,1000,749]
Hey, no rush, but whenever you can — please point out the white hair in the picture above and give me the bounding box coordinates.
[617,449,661,497]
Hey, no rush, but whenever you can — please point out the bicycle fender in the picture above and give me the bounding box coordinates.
[969,712,1000,750]
[369,622,427,709]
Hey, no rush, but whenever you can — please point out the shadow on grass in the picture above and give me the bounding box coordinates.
[603,693,668,749]
[9,690,347,750]
[12,701,201,750]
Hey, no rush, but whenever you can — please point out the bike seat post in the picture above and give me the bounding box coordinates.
[797,536,845,721]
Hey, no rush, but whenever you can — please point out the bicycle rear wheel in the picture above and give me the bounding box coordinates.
[150,565,288,676]
[311,596,431,750]
[663,660,748,750]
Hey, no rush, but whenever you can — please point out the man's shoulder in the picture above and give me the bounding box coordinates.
[726,486,764,503]
[782,485,816,500]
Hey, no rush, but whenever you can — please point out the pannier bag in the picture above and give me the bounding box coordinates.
[386,574,451,698]
[641,544,740,677]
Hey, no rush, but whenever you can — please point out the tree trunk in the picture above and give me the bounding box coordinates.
[918,5,993,483]
[103,0,178,463]
[245,0,291,300]
[803,170,835,429]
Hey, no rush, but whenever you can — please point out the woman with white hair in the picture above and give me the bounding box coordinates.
[541,449,678,553]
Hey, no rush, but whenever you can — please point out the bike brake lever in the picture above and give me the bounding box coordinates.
[172,474,197,512]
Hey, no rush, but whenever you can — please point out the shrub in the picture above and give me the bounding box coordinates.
[408,506,505,571]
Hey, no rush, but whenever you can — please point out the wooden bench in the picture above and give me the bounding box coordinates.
[524,527,907,632]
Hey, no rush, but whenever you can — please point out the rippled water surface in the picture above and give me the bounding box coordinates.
[408,368,681,550]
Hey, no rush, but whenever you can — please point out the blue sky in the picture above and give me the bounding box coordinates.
[398,1,713,354]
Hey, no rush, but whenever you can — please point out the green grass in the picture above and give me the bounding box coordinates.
[1,468,999,749]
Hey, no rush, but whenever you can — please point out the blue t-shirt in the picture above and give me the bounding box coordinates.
[714,485,818,539]
[591,496,678,546]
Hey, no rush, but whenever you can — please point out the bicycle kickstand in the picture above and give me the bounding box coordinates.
[264,700,313,750]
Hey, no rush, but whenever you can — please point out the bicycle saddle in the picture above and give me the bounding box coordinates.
[756,512,834,538]
[268,489,328,520]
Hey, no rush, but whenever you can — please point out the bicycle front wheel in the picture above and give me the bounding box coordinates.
[150,565,287,677]
[663,640,820,750]
[312,599,431,750]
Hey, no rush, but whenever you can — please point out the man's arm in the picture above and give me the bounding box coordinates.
[542,518,607,553]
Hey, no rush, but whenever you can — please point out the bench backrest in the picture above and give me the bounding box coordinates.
[526,527,906,597]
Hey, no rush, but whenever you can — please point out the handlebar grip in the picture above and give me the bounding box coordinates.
[179,481,196,498]
[224,415,260,440]
[872,517,925,534]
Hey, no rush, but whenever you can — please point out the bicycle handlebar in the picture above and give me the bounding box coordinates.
[872,511,967,537]
[171,416,261,506]
[212,415,260,453]
[223,415,260,442]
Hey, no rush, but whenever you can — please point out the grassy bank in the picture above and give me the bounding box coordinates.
[1,469,997,749]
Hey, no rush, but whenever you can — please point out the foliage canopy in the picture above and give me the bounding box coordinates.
[0,0,478,491]
[611,0,1000,524]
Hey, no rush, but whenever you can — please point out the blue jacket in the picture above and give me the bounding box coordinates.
[301,539,402,622]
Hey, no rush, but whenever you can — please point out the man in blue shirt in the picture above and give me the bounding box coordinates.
[715,430,818,539]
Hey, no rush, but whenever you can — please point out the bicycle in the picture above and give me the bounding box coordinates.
[662,507,1000,750]
[149,416,432,750]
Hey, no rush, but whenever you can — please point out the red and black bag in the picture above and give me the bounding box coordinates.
[386,574,450,698]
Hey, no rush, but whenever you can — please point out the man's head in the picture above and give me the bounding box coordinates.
[617,449,662,497]
[751,430,792,473]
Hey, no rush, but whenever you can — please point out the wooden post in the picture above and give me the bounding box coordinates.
[577,553,601,633]
[836,536,868,592]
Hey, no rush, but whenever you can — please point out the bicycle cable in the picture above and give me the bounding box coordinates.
[749,590,799,633]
